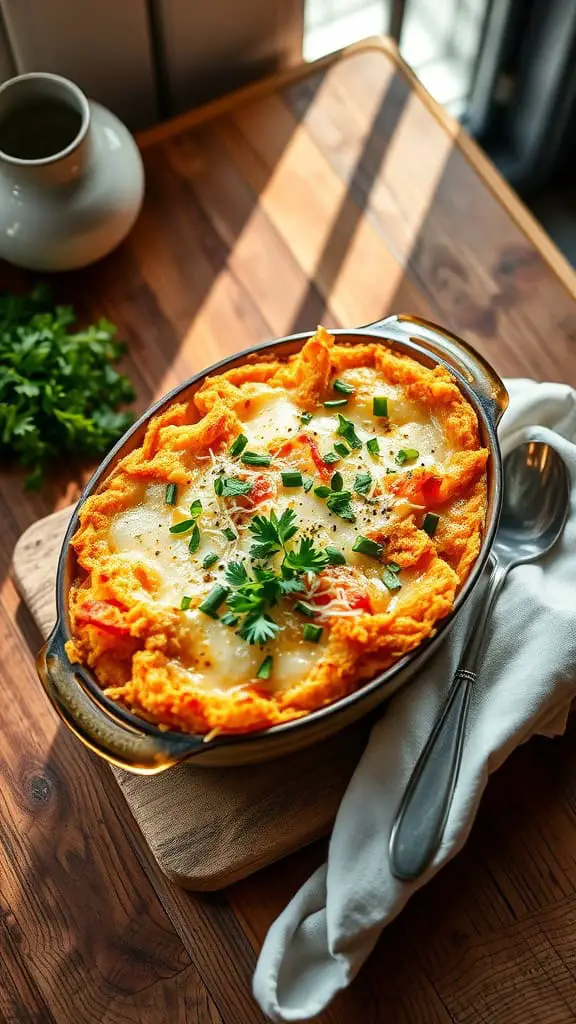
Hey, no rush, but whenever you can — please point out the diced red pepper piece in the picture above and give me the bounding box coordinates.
[272,433,330,480]
[349,593,372,612]
[391,470,441,507]
[238,474,276,508]
[76,599,131,637]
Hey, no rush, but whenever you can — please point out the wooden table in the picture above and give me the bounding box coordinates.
[2,39,576,1024]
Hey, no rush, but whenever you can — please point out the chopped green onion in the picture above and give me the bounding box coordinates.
[336,414,362,450]
[303,623,323,643]
[300,411,313,425]
[326,546,346,565]
[230,433,248,457]
[256,655,273,680]
[199,585,229,618]
[188,524,201,554]
[281,470,303,488]
[386,561,401,573]
[330,471,344,492]
[314,485,332,498]
[294,600,318,618]
[165,483,178,506]
[382,567,402,591]
[334,442,351,458]
[367,437,380,455]
[323,398,348,408]
[222,527,237,542]
[323,451,340,464]
[423,512,440,536]
[189,499,202,518]
[221,612,239,627]
[373,396,389,417]
[214,477,223,496]
[354,471,372,496]
[395,448,419,465]
[180,595,192,611]
[302,475,314,492]
[203,551,218,569]
[241,451,271,467]
[169,518,196,534]
[333,379,356,395]
[352,535,383,559]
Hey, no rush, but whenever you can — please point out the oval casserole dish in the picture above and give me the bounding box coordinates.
[37,315,508,771]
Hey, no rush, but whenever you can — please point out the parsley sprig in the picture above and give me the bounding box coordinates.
[224,561,304,645]
[283,536,329,574]
[224,511,329,644]
[248,508,298,560]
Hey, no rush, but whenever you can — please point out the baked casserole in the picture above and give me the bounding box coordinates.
[66,326,488,736]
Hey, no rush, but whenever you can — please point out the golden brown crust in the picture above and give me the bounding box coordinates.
[66,326,488,734]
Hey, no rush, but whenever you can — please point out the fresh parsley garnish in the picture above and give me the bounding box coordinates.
[188,524,201,553]
[336,413,362,450]
[354,472,372,496]
[224,511,327,644]
[282,536,329,575]
[169,499,203,536]
[326,491,356,521]
[224,561,249,586]
[314,479,356,521]
[278,576,306,595]
[214,476,252,497]
[0,283,135,489]
[169,518,198,534]
[334,442,351,458]
[226,567,283,645]
[248,508,298,560]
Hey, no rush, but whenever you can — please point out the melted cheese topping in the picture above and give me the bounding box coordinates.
[108,369,448,694]
[67,327,488,736]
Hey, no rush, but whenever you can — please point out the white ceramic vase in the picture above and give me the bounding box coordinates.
[0,72,145,271]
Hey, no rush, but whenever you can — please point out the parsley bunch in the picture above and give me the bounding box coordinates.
[221,510,330,644]
[0,284,135,488]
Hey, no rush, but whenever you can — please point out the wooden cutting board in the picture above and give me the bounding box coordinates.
[12,506,372,889]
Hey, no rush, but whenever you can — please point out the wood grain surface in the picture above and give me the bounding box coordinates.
[2,37,576,1024]
[12,506,372,890]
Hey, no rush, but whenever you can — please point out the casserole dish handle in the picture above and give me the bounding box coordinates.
[37,627,204,773]
[369,314,509,426]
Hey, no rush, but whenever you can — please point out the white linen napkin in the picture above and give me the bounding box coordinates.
[253,379,576,1022]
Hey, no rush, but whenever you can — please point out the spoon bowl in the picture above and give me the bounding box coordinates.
[496,441,571,567]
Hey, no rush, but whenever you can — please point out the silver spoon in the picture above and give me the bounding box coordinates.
[389,440,571,881]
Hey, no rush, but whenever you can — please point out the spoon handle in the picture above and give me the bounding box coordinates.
[389,563,508,881]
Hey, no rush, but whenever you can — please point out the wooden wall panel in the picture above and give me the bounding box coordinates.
[150,0,304,113]
[0,0,158,128]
